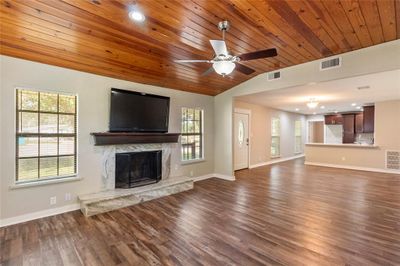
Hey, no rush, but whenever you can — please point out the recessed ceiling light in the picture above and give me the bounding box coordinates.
[295,108,299,111]
[320,106,325,109]
[129,10,145,22]
[308,82,317,86]
[356,106,361,109]
[334,111,338,113]
[313,112,317,115]
[351,103,357,106]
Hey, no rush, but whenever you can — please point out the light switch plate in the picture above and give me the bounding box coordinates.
[65,193,72,201]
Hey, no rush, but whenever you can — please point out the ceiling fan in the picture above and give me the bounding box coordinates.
[174,21,278,76]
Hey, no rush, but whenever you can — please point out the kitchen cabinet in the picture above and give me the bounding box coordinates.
[342,114,355,143]
[355,113,363,133]
[363,106,375,133]
[325,115,343,125]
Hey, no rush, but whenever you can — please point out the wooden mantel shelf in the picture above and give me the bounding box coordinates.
[90,132,180,146]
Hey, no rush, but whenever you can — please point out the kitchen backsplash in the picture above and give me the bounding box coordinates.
[355,133,374,144]
[325,125,374,144]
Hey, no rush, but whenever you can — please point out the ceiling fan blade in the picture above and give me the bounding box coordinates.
[239,48,278,61]
[174,59,211,63]
[210,40,228,56]
[235,63,255,75]
[201,67,215,76]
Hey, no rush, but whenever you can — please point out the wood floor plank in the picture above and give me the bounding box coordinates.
[1,158,400,265]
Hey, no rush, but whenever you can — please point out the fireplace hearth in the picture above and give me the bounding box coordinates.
[115,150,162,188]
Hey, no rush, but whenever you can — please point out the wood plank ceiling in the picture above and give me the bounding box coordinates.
[1,0,399,96]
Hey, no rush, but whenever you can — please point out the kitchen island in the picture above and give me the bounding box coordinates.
[304,142,399,174]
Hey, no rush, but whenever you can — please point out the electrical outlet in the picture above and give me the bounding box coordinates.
[174,164,178,170]
[50,196,57,205]
[341,157,346,161]
[190,170,194,177]
[65,193,71,201]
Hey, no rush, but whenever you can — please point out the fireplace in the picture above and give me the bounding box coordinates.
[115,150,162,188]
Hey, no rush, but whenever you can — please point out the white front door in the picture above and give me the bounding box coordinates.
[234,112,249,170]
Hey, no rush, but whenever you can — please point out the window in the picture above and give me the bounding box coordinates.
[16,89,77,183]
[271,117,280,157]
[181,107,203,161]
[295,120,302,153]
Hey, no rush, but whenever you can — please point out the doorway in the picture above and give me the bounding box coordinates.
[308,121,324,143]
[234,109,250,170]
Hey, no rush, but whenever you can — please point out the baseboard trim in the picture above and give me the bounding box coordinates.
[0,203,80,228]
[214,174,236,181]
[304,161,400,175]
[192,174,215,182]
[193,173,236,182]
[249,154,305,169]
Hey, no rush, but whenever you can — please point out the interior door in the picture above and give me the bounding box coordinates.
[234,112,249,170]
[308,121,324,143]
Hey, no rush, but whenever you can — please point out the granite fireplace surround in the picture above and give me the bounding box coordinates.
[79,142,194,216]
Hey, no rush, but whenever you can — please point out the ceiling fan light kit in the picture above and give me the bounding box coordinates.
[174,21,278,77]
[213,61,236,76]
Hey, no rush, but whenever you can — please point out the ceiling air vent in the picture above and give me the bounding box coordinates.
[320,57,341,71]
[267,71,281,81]
[386,150,400,170]
[357,85,370,90]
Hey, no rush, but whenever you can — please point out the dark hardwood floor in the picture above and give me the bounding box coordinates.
[1,158,400,265]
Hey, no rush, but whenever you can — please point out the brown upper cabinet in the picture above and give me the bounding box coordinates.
[342,114,355,143]
[363,106,375,133]
[325,106,374,133]
[355,113,364,133]
[324,115,343,125]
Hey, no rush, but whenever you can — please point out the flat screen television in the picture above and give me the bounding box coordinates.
[109,88,170,132]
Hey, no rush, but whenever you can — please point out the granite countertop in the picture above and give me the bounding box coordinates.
[305,143,379,148]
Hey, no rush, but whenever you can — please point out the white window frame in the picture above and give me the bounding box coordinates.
[295,120,302,154]
[180,107,204,164]
[14,87,79,186]
[271,117,281,158]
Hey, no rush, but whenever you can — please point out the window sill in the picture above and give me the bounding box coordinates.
[10,176,82,190]
[270,156,281,159]
[181,158,205,165]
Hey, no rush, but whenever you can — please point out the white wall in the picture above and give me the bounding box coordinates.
[0,56,214,220]
[273,109,306,158]
[214,40,400,176]
[234,100,306,166]
[0,56,3,220]
[214,95,233,176]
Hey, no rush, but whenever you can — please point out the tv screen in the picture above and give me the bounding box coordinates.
[109,88,170,132]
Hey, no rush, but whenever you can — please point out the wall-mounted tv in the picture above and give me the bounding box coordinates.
[109,88,170,132]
